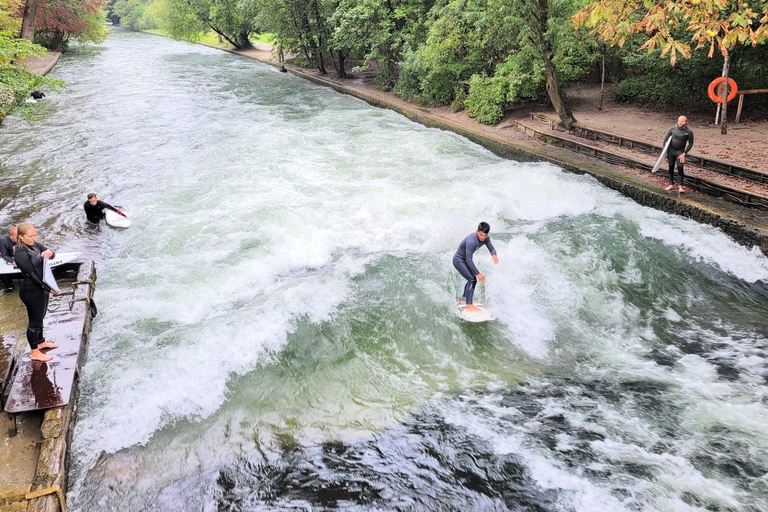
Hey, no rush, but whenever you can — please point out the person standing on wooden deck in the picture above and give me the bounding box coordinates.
[663,116,694,193]
[13,223,60,362]
[1,225,17,294]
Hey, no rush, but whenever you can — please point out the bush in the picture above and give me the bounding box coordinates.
[464,73,505,124]
[422,67,458,106]
[451,83,466,112]
[394,52,426,102]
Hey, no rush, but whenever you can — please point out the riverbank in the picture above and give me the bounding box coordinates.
[220,43,768,256]
[20,52,61,76]
[0,51,60,126]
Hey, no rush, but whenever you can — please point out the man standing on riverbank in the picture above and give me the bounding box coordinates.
[664,116,694,193]
[83,193,125,224]
[1,226,18,294]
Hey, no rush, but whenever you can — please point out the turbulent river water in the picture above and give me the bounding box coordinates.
[2,28,768,511]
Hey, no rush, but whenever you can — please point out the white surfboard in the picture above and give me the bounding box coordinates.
[651,138,671,173]
[105,207,131,228]
[0,252,81,275]
[42,257,60,293]
[456,303,496,323]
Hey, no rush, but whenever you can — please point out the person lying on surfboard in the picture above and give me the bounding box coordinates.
[84,193,127,224]
[453,222,499,313]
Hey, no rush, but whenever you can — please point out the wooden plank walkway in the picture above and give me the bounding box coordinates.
[517,119,768,211]
[4,263,92,415]
[530,112,768,185]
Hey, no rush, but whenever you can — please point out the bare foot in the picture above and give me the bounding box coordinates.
[459,300,466,305]
[665,184,675,191]
[465,304,482,312]
[31,349,53,362]
[39,341,58,350]
[678,186,685,193]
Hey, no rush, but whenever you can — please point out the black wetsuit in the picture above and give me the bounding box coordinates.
[1,234,15,290]
[664,125,694,186]
[14,243,55,350]
[84,200,119,223]
[453,233,496,305]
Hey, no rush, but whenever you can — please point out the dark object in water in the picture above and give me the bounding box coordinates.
[31,91,46,99]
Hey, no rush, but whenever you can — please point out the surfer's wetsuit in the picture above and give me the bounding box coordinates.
[14,243,55,350]
[84,200,119,223]
[664,125,694,186]
[453,232,496,306]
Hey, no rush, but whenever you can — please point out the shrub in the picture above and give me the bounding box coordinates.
[464,73,505,124]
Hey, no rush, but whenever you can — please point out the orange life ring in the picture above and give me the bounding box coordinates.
[708,77,738,103]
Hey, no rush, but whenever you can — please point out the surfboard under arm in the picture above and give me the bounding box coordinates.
[651,138,672,173]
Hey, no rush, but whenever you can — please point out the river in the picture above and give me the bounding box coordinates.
[1,28,768,511]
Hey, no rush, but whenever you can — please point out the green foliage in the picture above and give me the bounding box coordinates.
[0,0,23,35]
[111,0,160,29]
[464,72,504,124]
[394,0,516,104]
[451,83,465,111]
[161,0,257,49]
[256,0,332,70]
[329,0,434,87]
[0,62,63,121]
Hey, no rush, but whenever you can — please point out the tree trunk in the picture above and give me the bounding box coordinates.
[526,0,576,129]
[599,45,605,111]
[237,31,254,50]
[337,51,347,78]
[720,46,734,135]
[542,50,575,129]
[317,48,327,74]
[20,0,39,40]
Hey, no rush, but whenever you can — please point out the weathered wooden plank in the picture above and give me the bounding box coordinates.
[1,333,19,392]
[529,111,768,184]
[4,269,86,414]
[516,120,768,211]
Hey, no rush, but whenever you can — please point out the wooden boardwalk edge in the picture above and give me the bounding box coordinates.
[22,260,95,512]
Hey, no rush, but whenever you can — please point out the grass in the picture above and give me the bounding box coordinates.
[143,29,274,48]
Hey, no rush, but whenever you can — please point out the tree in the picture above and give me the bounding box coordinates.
[256,0,332,73]
[33,0,108,50]
[162,0,257,49]
[20,0,40,40]
[575,0,768,134]
[329,0,433,87]
[516,0,577,128]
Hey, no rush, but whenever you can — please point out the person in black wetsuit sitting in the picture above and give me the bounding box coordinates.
[663,116,694,193]
[453,222,499,313]
[13,223,60,362]
[84,193,126,224]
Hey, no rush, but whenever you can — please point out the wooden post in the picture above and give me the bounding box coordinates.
[6,411,16,437]
[735,94,745,124]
